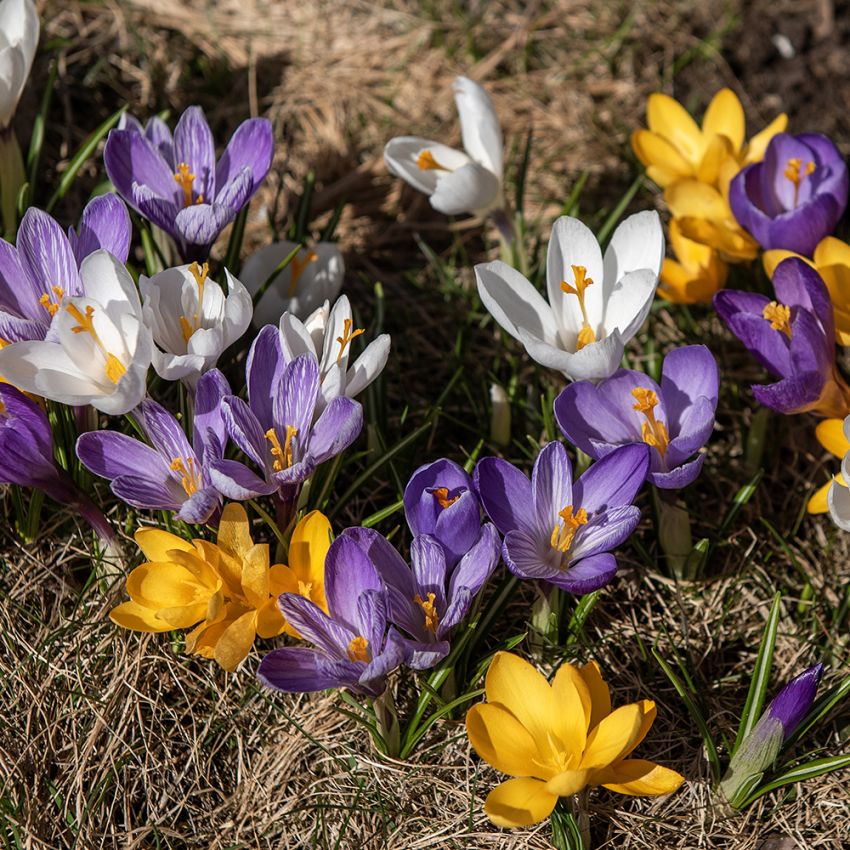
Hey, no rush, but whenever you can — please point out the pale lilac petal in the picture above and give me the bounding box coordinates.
[208,457,275,500]
[531,441,573,534]
[215,117,274,195]
[278,593,354,656]
[246,325,285,430]
[17,208,82,299]
[257,647,353,693]
[324,535,383,631]
[173,106,216,200]
[309,396,362,464]
[569,505,641,560]
[572,444,650,513]
[76,430,169,481]
[474,456,535,534]
[68,194,132,265]
[546,553,618,594]
[104,128,179,203]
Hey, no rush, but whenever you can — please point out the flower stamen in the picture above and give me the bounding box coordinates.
[416,150,450,172]
[631,387,669,457]
[432,487,460,509]
[347,635,370,662]
[784,157,816,207]
[762,301,792,338]
[39,285,65,317]
[66,303,127,384]
[174,162,197,207]
[414,592,440,633]
[336,318,365,364]
[287,250,319,297]
[560,265,597,350]
[178,261,210,342]
[170,456,201,496]
[550,505,588,554]
[265,425,298,471]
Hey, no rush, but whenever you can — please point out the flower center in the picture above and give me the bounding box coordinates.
[762,301,792,339]
[550,505,588,554]
[287,250,319,298]
[414,592,440,633]
[265,425,298,472]
[178,261,210,343]
[347,635,370,662]
[560,265,597,350]
[297,580,313,598]
[39,286,65,317]
[170,456,201,496]
[336,318,365,364]
[432,487,460,509]
[173,162,204,207]
[416,150,451,172]
[631,387,669,458]
[784,157,815,207]
[66,303,127,384]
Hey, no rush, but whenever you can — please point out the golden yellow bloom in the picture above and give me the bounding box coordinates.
[806,419,849,514]
[631,88,786,189]
[659,218,728,304]
[764,237,850,347]
[465,652,683,828]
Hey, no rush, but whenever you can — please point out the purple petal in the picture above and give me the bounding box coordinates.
[531,441,574,537]
[324,535,383,630]
[766,663,824,740]
[410,534,448,612]
[570,504,641,560]
[173,204,235,258]
[246,325,285,430]
[215,117,274,195]
[173,106,216,201]
[0,384,52,457]
[111,475,183,510]
[131,182,181,235]
[68,194,131,266]
[474,455,535,534]
[193,368,230,465]
[407,639,452,671]
[104,128,179,205]
[176,486,220,525]
[554,379,636,458]
[215,166,253,213]
[572,444,650,513]
[221,395,269,469]
[356,588,388,652]
[308,396,362,464]
[0,312,46,342]
[17,208,82,300]
[257,646,357,693]
[404,458,475,536]
[76,429,170,481]
[359,626,408,694]
[772,258,833,337]
[660,345,719,433]
[502,527,560,581]
[137,399,195,467]
[278,593,353,656]
[752,373,823,415]
[666,396,716,461]
[0,239,41,322]
[766,196,843,257]
[648,455,705,489]
[207,457,275,499]
[443,523,500,629]
[144,116,175,164]
[432,489,482,567]
[545,552,618,594]
[275,353,320,452]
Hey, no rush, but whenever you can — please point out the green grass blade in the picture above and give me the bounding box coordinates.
[514,127,533,216]
[742,754,850,807]
[561,169,590,217]
[26,56,59,199]
[222,204,249,275]
[595,172,643,246]
[253,242,302,307]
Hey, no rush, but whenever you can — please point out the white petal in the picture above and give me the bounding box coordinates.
[384,137,469,195]
[842,415,850,444]
[602,210,664,300]
[0,340,101,401]
[453,76,503,179]
[601,268,658,342]
[828,480,850,531]
[79,249,141,319]
[221,270,253,347]
[279,312,317,361]
[322,294,353,373]
[152,348,207,383]
[429,162,500,215]
[475,260,558,345]
[345,334,391,398]
[519,327,625,381]
[546,216,605,345]
[140,267,190,353]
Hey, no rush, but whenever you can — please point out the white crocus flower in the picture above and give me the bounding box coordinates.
[384,76,503,216]
[240,240,343,327]
[827,415,850,531]
[0,0,38,129]
[0,250,152,414]
[475,211,664,381]
[279,294,391,415]
[140,261,252,387]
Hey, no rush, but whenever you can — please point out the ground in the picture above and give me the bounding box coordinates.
[2,0,850,848]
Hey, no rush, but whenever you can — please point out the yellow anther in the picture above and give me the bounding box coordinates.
[170,456,200,496]
[432,487,460,510]
[347,635,370,662]
[631,387,670,458]
[762,301,792,339]
[550,505,588,554]
[174,162,197,207]
[416,150,450,172]
[414,592,440,633]
[287,250,319,298]
[265,425,298,471]
[297,580,313,598]
[104,354,127,383]
[560,265,597,350]
[66,302,128,385]
[179,261,210,341]
[784,157,816,207]
[179,316,195,344]
[39,286,65,317]
[336,318,365,364]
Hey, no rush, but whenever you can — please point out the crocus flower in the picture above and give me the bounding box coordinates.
[403,457,483,567]
[140,261,252,387]
[764,236,850,347]
[827,414,850,530]
[257,533,409,697]
[466,652,684,828]
[475,442,649,593]
[0,383,113,540]
[279,294,390,415]
[76,369,230,525]
[241,241,344,327]
[659,219,728,304]
[0,249,153,415]
[720,664,823,805]
[714,258,850,418]
[104,106,273,261]
[631,88,786,189]
[384,76,503,217]
[730,133,849,257]
[208,326,363,510]
[111,503,294,671]
[344,524,500,669]
[555,346,719,490]
[0,197,131,343]
[806,418,848,515]
[476,212,663,380]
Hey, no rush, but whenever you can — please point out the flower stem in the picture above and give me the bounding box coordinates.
[372,687,401,758]
[550,797,588,850]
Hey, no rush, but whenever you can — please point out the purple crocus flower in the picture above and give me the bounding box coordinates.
[0,196,130,342]
[0,384,113,540]
[76,369,230,525]
[730,132,849,256]
[403,458,483,567]
[554,345,719,490]
[104,107,273,262]
[344,524,501,669]
[474,441,649,594]
[721,664,824,803]
[257,534,409,698]
[208,326,363,518]
[714,257,850,418]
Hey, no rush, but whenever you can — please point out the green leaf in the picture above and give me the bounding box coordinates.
[561,170,590,218]
[222,204,249,275]
[26,55,59,199]
[742,754,850,807]
[733,592,782,754]
[596,172,643,247]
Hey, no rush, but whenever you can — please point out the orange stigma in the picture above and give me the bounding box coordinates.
[170,456,201,496]
[178,262,210,342]
[432,487,460,510]
[39,286,65,317]
[347,635,370,662]
[784,157,815,207]
[416,150,450,172]
[762,301,792,339]
[414,592,440,633]
[336,318,365,364]
[631,387,670,458]
[560,265,597,350]
[287,250,319,297]
[550,505,588,554]
[266,425,298,471]
[65,302,126,384]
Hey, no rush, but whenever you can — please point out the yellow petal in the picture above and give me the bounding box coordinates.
[485,652,556,743]
[240,542,270,608]
[256,597,286,639]
[109,601,172,633]
[578,661,611,731]
[216,503,253,559]
[807,479,832,515]
[289,510,332,585]
[134,528,194,562]
[543,769,589,797]
[696,134,734,184]
[580,703,644,770]
[763,248,807,279]
[466,704,543,778]
[665,180,729,221]
[702,88,745,153]
[483,778,558,828]
[677,217,758,262]
[744,113,788,164]
[814,235,850,268]
[167,548,221,589]
[213,610,258,671]
[631,129,693,186]
[816,419,850,458]
[593,759,684,796]
[126,562,213,610]
[551,662,590,756]
[619,700,656,759]
[646,93,703,166]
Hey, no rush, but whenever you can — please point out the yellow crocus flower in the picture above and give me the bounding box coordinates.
[631,88,786,188]
[465,652,683,828]
[764,237,850,346]
[806,418,849,514]
[659,218,728,304]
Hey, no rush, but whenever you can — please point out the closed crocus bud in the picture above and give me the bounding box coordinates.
[403,458,482,568]
[489,382,511,446]
[720,664,823,806]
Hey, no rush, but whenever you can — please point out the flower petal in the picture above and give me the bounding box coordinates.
[483,778,558,828]
[594,759,684,796]
[466,702,541,777]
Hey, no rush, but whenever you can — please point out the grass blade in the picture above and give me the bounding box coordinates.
[596,173,643,246]
[742,754,850,807]
[222,205,249,275]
